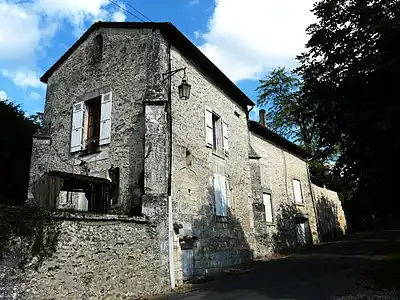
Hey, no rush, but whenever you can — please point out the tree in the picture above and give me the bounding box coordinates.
[256,67,333,160]
[0,101,39,205]
[296,0,400,226]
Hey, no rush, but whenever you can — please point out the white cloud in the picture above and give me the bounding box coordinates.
[0,2,41,62]
[1,69,45,89]
[0,0,126,90]
[0,90,7,101]
[28,91,42,100]
[112,11,126,22]
[198,0,316,82]
[0,0,126,62]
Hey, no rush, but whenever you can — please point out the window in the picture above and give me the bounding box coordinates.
[86,97,101,153]
[263,193,273,223]
[212,113,223,152]
[293,179,303,204]
[205,106,229,156]
[213,173,228,217]
[70,92,112,153]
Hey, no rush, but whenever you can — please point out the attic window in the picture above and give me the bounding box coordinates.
[93,34,103,63]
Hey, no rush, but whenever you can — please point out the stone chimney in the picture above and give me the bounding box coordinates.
[259,109,266,126]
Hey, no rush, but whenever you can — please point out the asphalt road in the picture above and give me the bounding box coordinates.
[166,230,400,300]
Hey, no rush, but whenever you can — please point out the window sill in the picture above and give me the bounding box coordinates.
[265,221,276,226]
[295,202,305,207]
[215,215,229,223]
[211,150,225,160]
[78,149,101,157]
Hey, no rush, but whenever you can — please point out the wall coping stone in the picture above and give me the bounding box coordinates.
[52,211,148,223]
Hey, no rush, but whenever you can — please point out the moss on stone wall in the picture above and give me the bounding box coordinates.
[0,205,61,270]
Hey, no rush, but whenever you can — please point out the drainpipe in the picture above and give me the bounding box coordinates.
[306,159,321,243]
[166,41,175,290]
[168,195,175,289]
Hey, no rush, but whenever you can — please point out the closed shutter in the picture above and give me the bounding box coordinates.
[205,106,213,148]
[70,101,84,152]
[99,92,112,145]
[222,119,229,156]
[263,193,273,223]
[214,173,227,217]
[293,179,303,203]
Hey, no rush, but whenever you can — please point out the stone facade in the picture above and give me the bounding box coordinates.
[16,22,348,298]
[0,214,170,300]
[249,131,319,257]
[169,45,254,278]
[313,184,347,241]
[29,26,170,215]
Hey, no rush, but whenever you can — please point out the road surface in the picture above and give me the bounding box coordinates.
[166,230,400,300]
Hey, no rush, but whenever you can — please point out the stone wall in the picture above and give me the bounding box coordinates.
[0,214,170,300]
[249,131,319,257]
[29,27,170,214]
[312,184,347,241]
[168,44,254,279]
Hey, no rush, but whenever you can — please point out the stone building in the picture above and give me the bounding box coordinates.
[4,21,345,299]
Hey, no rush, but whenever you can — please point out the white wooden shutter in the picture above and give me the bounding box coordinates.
[222,119,229,156]
[263,193,273,223]
[70,101,84,152]
[220,174,228,216]
[214,173,227,217]
[99,92,112,145]
[293,179,303,203]
[205,106,214,148]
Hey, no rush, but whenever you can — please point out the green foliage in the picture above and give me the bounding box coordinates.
[296,0,400,226]
[0,205,61,269]
[0,100,40,205]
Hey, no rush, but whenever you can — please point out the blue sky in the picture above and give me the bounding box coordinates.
[0,0,316,120]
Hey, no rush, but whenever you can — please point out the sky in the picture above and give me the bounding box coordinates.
[0,0,317,120]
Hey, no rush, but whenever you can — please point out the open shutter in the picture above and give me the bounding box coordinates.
[222,119,229,156]
[70,101,84,152]
[205,106,213,148]
[99,92,112,145]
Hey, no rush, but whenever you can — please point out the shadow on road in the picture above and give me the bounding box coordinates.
[166,230,400,300]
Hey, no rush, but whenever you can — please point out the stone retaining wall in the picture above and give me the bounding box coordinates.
[0,213,170,300]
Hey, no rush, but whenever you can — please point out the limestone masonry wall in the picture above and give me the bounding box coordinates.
[0,214,170,300]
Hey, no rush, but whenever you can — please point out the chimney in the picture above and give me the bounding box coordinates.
[259,109,266,126]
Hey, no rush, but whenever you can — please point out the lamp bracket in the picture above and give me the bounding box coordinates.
[162,67,187,82]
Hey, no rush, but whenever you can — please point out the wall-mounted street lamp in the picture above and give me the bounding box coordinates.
[162,67,191,100]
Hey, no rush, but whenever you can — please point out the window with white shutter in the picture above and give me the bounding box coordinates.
[205,106,213,148]
[263,193,273,223]
[213,173,228,217]
[222,119,229,156]
[70,101,84,152]
[293,179,303,204]
[99,92,112,145]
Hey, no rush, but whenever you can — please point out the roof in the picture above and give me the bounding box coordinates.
[48,170,112,185]
[249,120,311,160]
[40,22,254,108]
